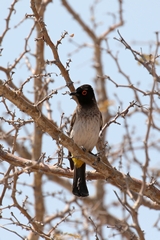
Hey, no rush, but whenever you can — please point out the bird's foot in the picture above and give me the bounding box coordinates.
[89,151,101,165]
[80,146,86,152]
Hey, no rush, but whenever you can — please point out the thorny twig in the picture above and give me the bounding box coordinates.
[114,30,160,82]
[48,207,75,235]
[100,101,140,136]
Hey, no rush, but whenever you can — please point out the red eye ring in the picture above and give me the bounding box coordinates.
[82,90,87,95]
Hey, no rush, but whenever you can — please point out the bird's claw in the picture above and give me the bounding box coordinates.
[80,146,86,152]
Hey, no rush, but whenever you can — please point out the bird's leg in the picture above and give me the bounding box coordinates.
[80,146,86,152]
[80,148,101,165]
[89,151,101,165]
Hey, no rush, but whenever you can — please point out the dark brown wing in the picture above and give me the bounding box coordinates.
[69,110,76,136]
[96,111,103,151]
[100,111,103,130]
[68,110,77,170]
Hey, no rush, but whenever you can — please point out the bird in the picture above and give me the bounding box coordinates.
[69,84,102,197]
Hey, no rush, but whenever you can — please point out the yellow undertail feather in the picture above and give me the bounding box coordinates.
[72,157,84,168]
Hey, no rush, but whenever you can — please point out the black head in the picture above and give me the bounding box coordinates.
[70,84,96,107]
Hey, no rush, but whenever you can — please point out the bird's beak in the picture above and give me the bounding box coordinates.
[70,91,78,96]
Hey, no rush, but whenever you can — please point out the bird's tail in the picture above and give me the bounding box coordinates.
[73,163,89,197]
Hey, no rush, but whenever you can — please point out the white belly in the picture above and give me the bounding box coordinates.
[71,115,100,151]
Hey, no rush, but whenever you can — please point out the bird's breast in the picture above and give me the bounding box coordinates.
[70,111,101,151]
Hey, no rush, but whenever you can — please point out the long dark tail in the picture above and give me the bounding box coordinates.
[72,163,89,197]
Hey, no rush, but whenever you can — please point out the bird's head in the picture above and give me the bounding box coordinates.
[70,84,96,107]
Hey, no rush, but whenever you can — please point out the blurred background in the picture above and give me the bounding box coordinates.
[0,1,160,239]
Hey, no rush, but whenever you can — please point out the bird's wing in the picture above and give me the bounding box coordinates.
[68,110,77,170]
[96,111,104,152]
[100,112,103,130]
[69,110,76,135]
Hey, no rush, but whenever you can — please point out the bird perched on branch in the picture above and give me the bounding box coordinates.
[69,84,102,197]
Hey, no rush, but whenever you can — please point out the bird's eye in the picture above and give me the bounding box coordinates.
[82,90,87,95]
